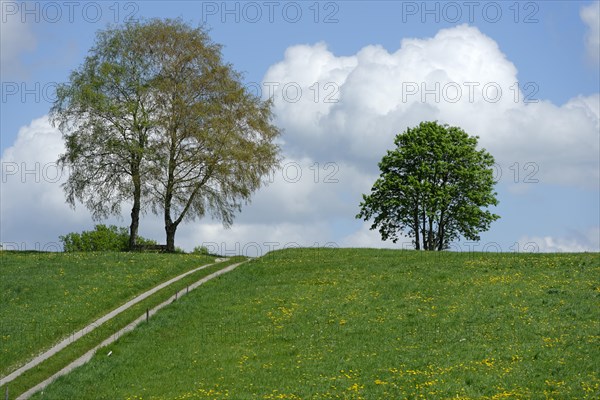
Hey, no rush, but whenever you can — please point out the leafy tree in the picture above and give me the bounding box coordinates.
[53,19,280,253]
[141,20,280,252]
[357,121,499,250]
[51,22,158,250]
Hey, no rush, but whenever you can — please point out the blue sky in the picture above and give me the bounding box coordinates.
[1,1,599,254]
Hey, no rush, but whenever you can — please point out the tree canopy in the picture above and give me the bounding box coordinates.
[52,19,281,252]
[51,21,158,249]
[141,19,280,251]
[357,121,499,250]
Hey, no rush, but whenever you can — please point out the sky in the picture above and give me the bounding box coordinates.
[1,0,599,255]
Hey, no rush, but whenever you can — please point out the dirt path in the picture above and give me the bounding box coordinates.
[16,261,245,399]
[0,258,229,388]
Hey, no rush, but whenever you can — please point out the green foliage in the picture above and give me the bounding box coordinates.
[358,121,500,250]
[52,18,281,252]
[192,246,211,256]
[136,236,159,247]
[59,225,156,252]
[51,19,160,249]
[51,20,156,217]
[137,18,281,252]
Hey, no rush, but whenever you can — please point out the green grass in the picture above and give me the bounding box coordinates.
[16,249,600,399]
[0,251,218,376]
[1,256,245,398]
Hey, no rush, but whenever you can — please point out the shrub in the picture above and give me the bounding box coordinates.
[60,225,156,252]
[192,246,211,255]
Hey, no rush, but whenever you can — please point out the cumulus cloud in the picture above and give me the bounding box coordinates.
[264,24,600,190]
[338,222,408,249]
[0,8,37,79]
[0,116,82,249]
[520,227,600,253]
[175,221,337,257]
[581,2,600,64]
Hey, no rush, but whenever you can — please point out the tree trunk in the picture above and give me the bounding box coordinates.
[428,216,434,250]
[421,200,427,251]
[414,206,420,250]
[165,222,177,253]
[129,203,139,250]
[128,167,141,250]
[164,188,177,252]
[163,128,179,253]
[437,209,446,251]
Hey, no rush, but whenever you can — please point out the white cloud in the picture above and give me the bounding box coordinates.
[581,2,600,64]
[174,221,336,257]
[0,7,37,79]
[338,222,409,249]
[0,116,89,249]
[264,24,600,190]
[519,227,600,253]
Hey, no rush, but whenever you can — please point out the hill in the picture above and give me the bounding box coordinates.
[12,249,600,398]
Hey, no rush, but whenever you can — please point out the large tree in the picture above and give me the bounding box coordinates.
[53,19,280,252]
[143,20,280,252]
[357,121,499,250]
[51,22,158,250]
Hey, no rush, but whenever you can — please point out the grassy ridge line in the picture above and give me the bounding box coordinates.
[0,252,216,376]
[0,258,226,386]
[17,260,247,400]
[26,248,599,399]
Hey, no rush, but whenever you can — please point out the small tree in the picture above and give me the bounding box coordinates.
[357,121,499,250]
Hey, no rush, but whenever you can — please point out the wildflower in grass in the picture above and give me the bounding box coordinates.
[415,379,438,389]
[489,391,523,399]
[263,391,302,399]
[237,354,249,368]
[479,358,495,367]
[348,382,364,392]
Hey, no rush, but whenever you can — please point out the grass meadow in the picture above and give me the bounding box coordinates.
[0,251,220,377]
[20,248,599,399]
